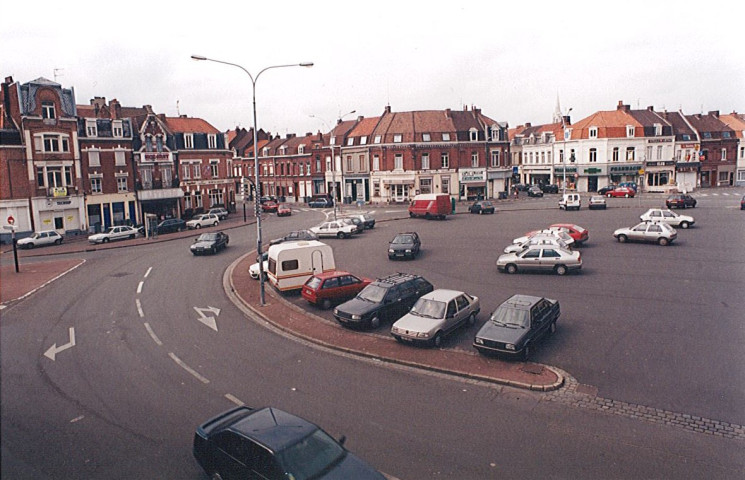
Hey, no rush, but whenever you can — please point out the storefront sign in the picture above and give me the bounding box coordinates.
[584,167,602,174]
[50,187,68,197]
[609,165,642,173]
[460,169,485,182]
[141,152,172,162]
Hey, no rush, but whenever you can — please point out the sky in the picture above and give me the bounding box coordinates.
[3,0,744,137]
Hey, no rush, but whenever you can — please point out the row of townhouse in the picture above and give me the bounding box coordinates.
[0,76,235,242]
[229,105,512,205]
[510,101,745,193]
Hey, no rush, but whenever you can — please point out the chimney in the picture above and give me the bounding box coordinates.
[563,116,571,126]
[4,76,13,84]
[384,105,392,114]
[708,110,719,118]
[445,108,451,118]
[525,122,532,128]
[647,106,654,111]
[617,101,630,112]
[111,99,121,119]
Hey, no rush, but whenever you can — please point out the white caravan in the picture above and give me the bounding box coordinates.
[266,240,336,291]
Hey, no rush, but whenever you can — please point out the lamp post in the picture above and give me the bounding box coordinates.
[191,55,313,305]
[560,107,573,195]
[310,110,355,220]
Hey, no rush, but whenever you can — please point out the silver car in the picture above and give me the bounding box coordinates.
[497,246,582,275]
[504,234,569,254]
[613,221,677,246]
[512,228,575,247]
[391,289,480,347]
[639,209,694,229]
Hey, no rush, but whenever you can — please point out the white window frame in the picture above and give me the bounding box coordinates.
[116,175,128,192]
[208,134,216,149]
[613,147,619,162]
[373,135,381,144]
[422,133,431,142]
[193,163,202,179]
[442,133,451,141]
[469,129,478,141]
[441,152,449,169]
[210,160,219,177]
[347,138,354,146]
[90,176,102,193]
[86,119,98,137]
[471,152,478,167]
[182,163,191,179]
[372,155,380,171]
[654,124,662,136]
[626,125,635,138]
[42,101,56,119]
[394,154,403,170]
[589,127,598,138]
[393,134,402,143]
[298,145,305,154]
[421,153,430,170]
[115,150,126,166]
[626,147,635,161]
[88,150,101,167]
[185,133,194,149]
[360,136,367,145]
[441,176,450,194]
[113,120,123,137]
[721,149,727,161]
[589,148,597,163]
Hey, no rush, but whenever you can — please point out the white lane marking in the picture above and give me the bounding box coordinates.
[169,352,209,384]
[137,281,144,294]
[44,327,76,361]
[144,267,152,278]
[144,322,163,346]
[136,299,144,318]
[70,415,85,423]
[224,394,245,406]
[193,306,220,331]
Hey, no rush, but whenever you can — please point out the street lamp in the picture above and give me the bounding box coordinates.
[191,55,313,305]
[560,107,573,195]
[309,110,355,220]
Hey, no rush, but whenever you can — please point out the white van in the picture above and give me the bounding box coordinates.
[266,240,336,291]
[559,193,581,211]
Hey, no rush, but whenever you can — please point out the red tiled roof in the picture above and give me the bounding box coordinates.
[718,113,745,138]
[164,116,219,134]
[569,110,642,140]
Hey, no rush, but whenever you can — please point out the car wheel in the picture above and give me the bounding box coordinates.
[658,237,670,246]
[211,247,216,254]
[409,212,415,218]
[468,313,477,326]
[680,221,690,229]
[211,472,224,480]
[337,232,344,239]
[617,234,627,243]
[55,239,62,245]
[321,299,332,310]
[550,321,557,334]
[432,331,443,348]
[369,316,380,329]
[195,224,201,229]
[506,264,518,274]
[103,238,110,243]
[213,222,218,226]
[129,234,135,239]
[522,345,531,361]
[393,335,403,343]
[555,265,568,276]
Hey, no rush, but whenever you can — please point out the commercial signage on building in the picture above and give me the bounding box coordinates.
[609,165,642,174]
[460,168,485,183]
[50,187,68,197]
[141,152,172,163]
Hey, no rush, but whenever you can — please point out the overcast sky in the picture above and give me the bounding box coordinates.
[3,0,743,136]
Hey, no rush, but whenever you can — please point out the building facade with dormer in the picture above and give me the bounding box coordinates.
[685,111,738,188]
[719,112,745,186]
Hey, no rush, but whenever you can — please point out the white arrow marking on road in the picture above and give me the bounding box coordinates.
[44,327,76,361]
[193,306,220,331]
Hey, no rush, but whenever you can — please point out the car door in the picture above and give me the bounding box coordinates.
[647,223,664,240]
[628,224,648,241]
[451,294,471,330]
[443,300,459,332]
[662,211,677,225]
[381,285,403,322]
[539,248,561,270]
[518,248,541,271]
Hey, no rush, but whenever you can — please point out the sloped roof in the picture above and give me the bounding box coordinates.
[685,113,733,134]
[719,113,745,138]
[347,116,380,137]
[656,111,697,140]
[165,116,219,134]
[569,109,642,140]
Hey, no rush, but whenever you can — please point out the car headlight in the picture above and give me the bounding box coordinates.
[416,332,429,338]
[475,338,484,345]
[351,314,361,320]
[388,249,394,253]
[333,308,339,315]
[505,344,516,351]
[405,249,412,253]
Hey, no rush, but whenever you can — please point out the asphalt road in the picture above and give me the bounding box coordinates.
[2,192,744,479]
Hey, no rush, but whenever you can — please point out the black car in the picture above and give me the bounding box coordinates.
[333,273,434,329]
[308,197,334,208]
[190,231,229,255]
[540,184,559,194]
[666,194,697,209]
[468,201,495,214]
[388,232,421,259]
[473,294,560,360]
[527,186,544,197]
[156,218,186,234]
[269,229,318,246]
[193,406,385,480]
[597,184,618,195]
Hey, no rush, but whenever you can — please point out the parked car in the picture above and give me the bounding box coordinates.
[388,232,421,259]
[249,252,269,280]
[276,203,292,216]
[527,185,544,197]
[666,194,697,209]
[597,184,618,195]
[88,225,139,244]
[540,183,559,194]
[301,270,372,309]
[549,223,589,244]
[186,213,219,229]
[391,289,480,347]
[468,200,495,214]
[513,229,575,248]
[588,195,607,210]
[606,186,636,198]
[558,193,581,210]
[310,220,359,239]
[613,221,677,246]
[308,197,334,208]
[640,209,695,229]
[17,230,63,249]
[497,245,582,275]
[207,207,229,220]
[504,234,569,254]
[261,201,279,213]
[269,229,318,246]
[190,231,229,255]
[339,216,364,233]
[155,218,186,234]
[473,294,560,360]
[344,213,376,229]
[333,273,434,329]
[193,406,385,480]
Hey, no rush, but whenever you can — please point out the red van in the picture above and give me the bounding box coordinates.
[408,194,451,219]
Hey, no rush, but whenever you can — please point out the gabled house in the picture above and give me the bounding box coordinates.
[324,118,358,203]
[626,106,676,192]
[717,112,745,186]
[685,111,737,187]
[77,97,137,231]
[340,116,380,202]
[656,110,702,192]
[508,121,564,188]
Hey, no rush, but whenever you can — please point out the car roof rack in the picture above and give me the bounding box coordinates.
[375,272,419,286]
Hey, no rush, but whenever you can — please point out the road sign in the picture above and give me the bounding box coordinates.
[7,215,14,225]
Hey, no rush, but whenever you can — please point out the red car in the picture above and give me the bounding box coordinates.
[261,201,278,212]
[301,271,372,310]
[276,204,292,216]
[606,186,636,198]
[550,223,589,244]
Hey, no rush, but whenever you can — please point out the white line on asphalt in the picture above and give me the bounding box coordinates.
[70,415,85,423]
[137,281,144,294]
[169,352,209,384]
[136,299,144,318]
[144,267,152,278]
[224,393,245,406]
[144,322,163,346]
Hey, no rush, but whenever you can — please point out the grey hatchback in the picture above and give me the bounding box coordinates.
[388,232,421,259]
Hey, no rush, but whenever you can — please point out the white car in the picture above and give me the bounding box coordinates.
[614,222,677,246]
[186,213,220,229]
[249,252,269,279]
[512,229,575,247]
[88,225,139,244]
[558,193,581,210]
[391,289,480,347]
[17,230,63,249]
[309,220,359,239]
[504,234,569,254]
[639,209,694,229]
[497,245,582,275]
[589,195,607,210]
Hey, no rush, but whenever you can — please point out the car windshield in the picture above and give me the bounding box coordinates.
[197,233,217,241]
[410,298,446,319]
[357,284,388,303]
[391,235,414,245]
[305,276,322,289]
[490,307,529,328]
[276,429,345,480]
[104,227,117,234]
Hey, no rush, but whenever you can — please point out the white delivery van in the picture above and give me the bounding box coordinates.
[558,193,581,211]
[266,240,336,291]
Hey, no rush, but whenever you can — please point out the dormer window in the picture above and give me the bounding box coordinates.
[208,134,217,149]
[185,133,194,149]
[373,135,381,144]
[654,124,662,136]
[86,119,97,137]
[298,145,305,154]
[422,133,431,142]
[626,125,635,138]
[442,133,451,141]
[262,147,269,156]
[347,138,354,146]
[330,136,336,146]
[280,146,287,155]
[469,128,478,141]
[589,127,598,139]
[113,120,123,137]
[360,136,367,145]
[42,101,56,119]
[393,134,402,143]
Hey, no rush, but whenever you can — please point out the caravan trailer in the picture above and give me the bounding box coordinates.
[266,240,336,291]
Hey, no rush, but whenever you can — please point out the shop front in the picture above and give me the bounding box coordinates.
[487,169,511,199]
[553,166,578,191]
[581,166,606,192]
[31,189,86,235]
[459,168,486,200]
[608,164,643,189]
[372,172,415,203]
[344,175,369,203]
[645,161,676,193]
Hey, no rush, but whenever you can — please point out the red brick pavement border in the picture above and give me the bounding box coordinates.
[0,258,85,304]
